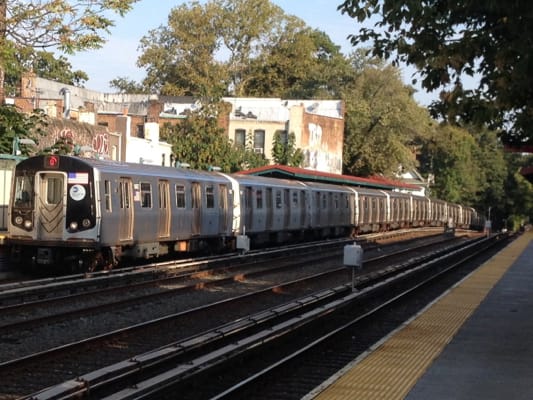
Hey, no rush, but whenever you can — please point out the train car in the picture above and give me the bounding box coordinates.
[8,155,484,272]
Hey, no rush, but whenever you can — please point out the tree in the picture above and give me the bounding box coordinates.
[419,124,483,204]
[137,1,228,100]
[4,49,88,96]
[271,131,303,167]
[0,0,138,102]
[244,27,352,99]
[160,103,267,172]
[504,168,533,230]
[109,77,146,94]
[0,104,47,155]
[342,53,432,177]
[338,0,533,145]
[134,0,350,100]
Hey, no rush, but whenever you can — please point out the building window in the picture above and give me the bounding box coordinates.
[98,122,109,127]
[136,124,145,138]
[235,129,245,147]
[253,129,265,154]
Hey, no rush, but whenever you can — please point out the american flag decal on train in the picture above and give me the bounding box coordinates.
[68,172,89,184]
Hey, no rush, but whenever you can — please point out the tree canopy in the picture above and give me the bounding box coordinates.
[341,54,431,177]
[0,0,138,100]
[338,0,533,146]
[122,0,350,101]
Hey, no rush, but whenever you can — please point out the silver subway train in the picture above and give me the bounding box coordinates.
[8,155,484,271]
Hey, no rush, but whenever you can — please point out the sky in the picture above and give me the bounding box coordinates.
[67,0,434,105]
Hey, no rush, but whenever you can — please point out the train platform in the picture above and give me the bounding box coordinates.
[306,230,533,400]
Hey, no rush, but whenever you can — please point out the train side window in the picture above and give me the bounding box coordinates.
[175,184,185,208]
[275,190,282,208]
[256,189,263,209]
[334,193,339,209]
[322,192,327,209]
[292,191,298,207]
[104,180,112,211]
[140,182,152,208]
[244,187,253,210]
[206,185,214,208]
[266,188,272,210]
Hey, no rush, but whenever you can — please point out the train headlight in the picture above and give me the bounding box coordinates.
[23,220,33,230]
[15,216,23,225]
[69,221,79,231]
[82,218,91,228]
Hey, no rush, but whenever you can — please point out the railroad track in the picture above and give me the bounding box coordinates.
[77,233,508,400]
[0,230,485,399]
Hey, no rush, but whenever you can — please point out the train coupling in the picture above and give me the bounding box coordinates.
[36,247,54,265]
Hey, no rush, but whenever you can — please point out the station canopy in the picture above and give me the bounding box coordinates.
[239,164,421,192]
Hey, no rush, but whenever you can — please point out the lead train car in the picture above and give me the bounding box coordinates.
[8,155,481,272]
[9,155,240,270]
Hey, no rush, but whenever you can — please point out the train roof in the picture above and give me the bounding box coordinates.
[16,155,229,182]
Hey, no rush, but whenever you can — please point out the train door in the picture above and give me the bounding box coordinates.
[266,188,273,230]
[300,190,306,227]
[158,180,170,238]
[244,186,253,231]
[191,182,201,235]
[118,178,133,241]
[316,192,321,226]
[283,189,290,228]
[219,184,229,233]
[36,172,66,239]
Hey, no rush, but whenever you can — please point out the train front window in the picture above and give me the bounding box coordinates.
[14,175,34,208]
[46,177,63,205]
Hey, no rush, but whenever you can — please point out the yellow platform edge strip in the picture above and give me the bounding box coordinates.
[309,232,532,400]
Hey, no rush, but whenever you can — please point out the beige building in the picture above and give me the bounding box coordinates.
[224,97,344,174]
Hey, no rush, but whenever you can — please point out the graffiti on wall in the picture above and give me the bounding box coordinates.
[92,132,109,154]
[301,123,342,174]
[54,127,109,155]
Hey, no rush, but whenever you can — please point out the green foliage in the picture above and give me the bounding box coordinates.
[0,104,47,155]
[419,124,482,204]
[2,0,138,53]
[342,54,432,177]
[137,1,228,100]
[109,77,147,94]
[338,0,533,145]
[271,131,303,167]
[0,0,138,100]
[133,0,352,100]
[501,153,533,229]
[3,48,88,96]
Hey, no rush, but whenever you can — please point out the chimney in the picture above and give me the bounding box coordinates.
[59,88,70,118]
